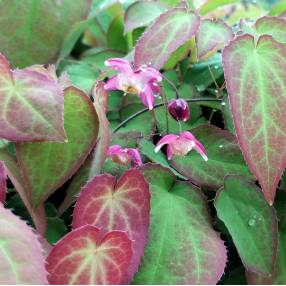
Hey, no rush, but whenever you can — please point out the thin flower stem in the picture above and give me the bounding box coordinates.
[207,64,220,91]
[112,98,222,134]
[161,74,180,98]
[178,121,182,133]
[161,90,169,133]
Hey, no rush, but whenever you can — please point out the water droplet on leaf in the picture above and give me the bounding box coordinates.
[248,218,256,226]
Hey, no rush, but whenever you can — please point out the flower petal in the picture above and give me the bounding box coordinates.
[127,148,143,166]
[166,145,173,160]
[104,75,120,90]
[107,145,123,156]
[180,131,196,141]
[139,84,156,110]
[155,134,178,153]
[137,66,162,85]
[105,58,133,74]
[193,139,208,161]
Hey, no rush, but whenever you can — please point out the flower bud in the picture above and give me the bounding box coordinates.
[168,99,190,122]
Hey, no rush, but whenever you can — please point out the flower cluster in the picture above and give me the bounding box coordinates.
[104,58,207,165]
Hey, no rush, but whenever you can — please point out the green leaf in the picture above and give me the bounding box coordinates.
[0,0,91,68]
[46,217,68,245]
[171,125,252,189]
[199,0,240,16]
[215,175,278,274]
[16,87,99,207]
[134,164,227,284]
[222,95,235,134]
[222,34,286,204]
[269,0,286,16]
[247,218,286,284]
[134,7,200,69]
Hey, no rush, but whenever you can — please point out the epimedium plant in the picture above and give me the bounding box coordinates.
[0,0,286,285]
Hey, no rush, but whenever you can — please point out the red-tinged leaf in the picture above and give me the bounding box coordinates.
[16,87,99,207]
[0,148,47,235]
[0,53,66,142]
[222,34,286,204]
[46,225,132,285]
[196,19,233,59]
[72,169,150,283]
[255,16,286,44]
[0,161,6,204]
[0,0,91,68]
[134,8,200,69]
[0,204,47,284]
[88,81,110,179]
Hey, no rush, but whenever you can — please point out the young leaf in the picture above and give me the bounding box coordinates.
[124,1,167,33]
[196,19,233,59]
[16,87,99,207]
[0,53,66,142]
[72,169,150,283]
[134,164,227,284]
[247,218,286,284]
[0,0,91,68]
[46,226,132,284]
[215,175,278,275]
[0,161,6,203]
[222,34,286,204]
[171,125,252,189]
[0,205,47,284]
[134,7,200,69]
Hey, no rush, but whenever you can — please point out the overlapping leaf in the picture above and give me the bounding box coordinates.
[134,7,200,69]
[0,53,66,142]
[124,0,167,33]
[73,169,150,283]
[0,0,91,68]
[171,125,252,189]
[196,19,233,59]
[16,87,99,207]
[134,164,227,284]
[222,34,286,204]
[0,205,47,284]
[215,175,278,274]
[0,161,6,203]
[46,226,132,284]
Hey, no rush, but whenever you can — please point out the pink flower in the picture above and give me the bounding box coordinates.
[107,145,143,167]
[104,58,162,110]
[154,131,208,161]
[168,98,190,122]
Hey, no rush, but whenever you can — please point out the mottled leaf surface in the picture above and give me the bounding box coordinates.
[46,226,132,285]
[134,164,227,284]
[223,34,286,204]
[16,87,99,206]
[0,0,91,68]
[0,161,6,203]
[134,8,200,69]
[215,175,278,274]
[171,125,252,189]
[0,205,47,284]
[73,169,150,283]
[196,19,233,59]
[0,53,66,142]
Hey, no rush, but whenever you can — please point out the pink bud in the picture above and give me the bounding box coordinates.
[168,99,190,122]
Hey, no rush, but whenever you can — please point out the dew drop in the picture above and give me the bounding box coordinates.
[221,101,226,106]
[213,65,219,70]
[248,218,256,226]
[196,85,205,92]
[219,144,223,148]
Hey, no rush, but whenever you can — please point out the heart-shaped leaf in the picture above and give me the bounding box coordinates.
[0,0,91,68]
[133,164,227,284]
[222,34,286,204]
[16,87,99,207]
[171,125,252,189]
[215,175,278,274]
[0,53,66,142]
[46,225,132,285]
[134,7,200,69]
[72,169,150,283]
[196,19,233,59]
[0,204,47,284]
[0,161,6,203]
